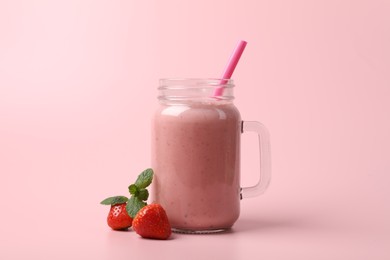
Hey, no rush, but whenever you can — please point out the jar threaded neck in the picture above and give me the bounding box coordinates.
[158,78,235,103]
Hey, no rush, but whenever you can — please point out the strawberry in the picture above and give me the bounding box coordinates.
[106,203,133,230]
[101,196,133,230]
[132,203,171,240]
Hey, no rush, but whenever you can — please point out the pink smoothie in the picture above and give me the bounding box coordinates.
[152,101,241,231]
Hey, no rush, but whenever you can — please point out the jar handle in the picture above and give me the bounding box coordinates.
[240,121,272,199]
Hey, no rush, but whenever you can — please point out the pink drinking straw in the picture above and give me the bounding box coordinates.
[213,40,247,97]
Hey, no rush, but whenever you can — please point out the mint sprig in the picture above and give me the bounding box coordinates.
[126,168,154,218]
[100,168,154,218]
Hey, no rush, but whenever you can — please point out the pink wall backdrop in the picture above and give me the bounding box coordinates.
[1,0,389,259]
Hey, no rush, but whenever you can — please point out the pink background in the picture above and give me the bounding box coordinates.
[1,0,389,259]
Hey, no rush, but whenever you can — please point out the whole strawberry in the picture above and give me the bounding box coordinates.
[132,203,171,240]
[107,203,133,230]
[101,196,133,230]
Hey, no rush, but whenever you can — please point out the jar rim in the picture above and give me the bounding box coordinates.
[158,78,235,103]
[159,78,234,89]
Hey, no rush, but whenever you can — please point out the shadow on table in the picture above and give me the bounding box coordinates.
[233,214,315,234]
[167,214,315,236]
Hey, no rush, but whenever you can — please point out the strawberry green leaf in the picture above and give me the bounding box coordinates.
[126,196,147,218]
[100,196,128,205]
[138,189,149,201]
[134,168,154,189]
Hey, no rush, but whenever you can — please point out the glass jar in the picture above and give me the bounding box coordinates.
[151,78,271,233]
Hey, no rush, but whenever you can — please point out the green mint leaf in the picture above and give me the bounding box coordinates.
[137,189,149,201]
[134,168,154,189]
[126,196,147,218]
[128,184,139,196]
[100,196,128,205]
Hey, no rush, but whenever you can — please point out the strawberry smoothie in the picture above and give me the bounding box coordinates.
[152,101,242,232]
